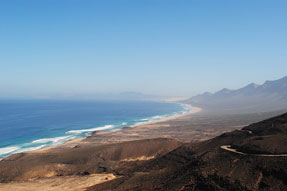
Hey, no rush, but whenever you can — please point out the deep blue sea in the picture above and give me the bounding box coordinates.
[0,100,188,159]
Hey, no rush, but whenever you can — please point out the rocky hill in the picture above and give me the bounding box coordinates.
[90,113,287,191]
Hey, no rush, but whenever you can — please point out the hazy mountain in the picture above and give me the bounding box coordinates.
[72,92,162,101]
[9,92,165,101]
[186,76,287,113]
[116,92,164,100]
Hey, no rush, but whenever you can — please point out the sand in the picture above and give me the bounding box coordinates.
[30,104,202,153]
[0,174,116,191]
[132,104,201,127]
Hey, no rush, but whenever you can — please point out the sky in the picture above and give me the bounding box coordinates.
[0,0,287,98]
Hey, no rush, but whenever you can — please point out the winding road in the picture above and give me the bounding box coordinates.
[220,129,287,157]
[220,145,287,157]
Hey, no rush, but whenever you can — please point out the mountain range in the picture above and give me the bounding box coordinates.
[185,76,287,113]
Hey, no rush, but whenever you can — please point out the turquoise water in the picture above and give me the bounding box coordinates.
[0,100,189,159]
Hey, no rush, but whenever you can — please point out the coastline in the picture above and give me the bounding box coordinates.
[30,104,201,154]
[132,104,201,128]
[2,103,202,157]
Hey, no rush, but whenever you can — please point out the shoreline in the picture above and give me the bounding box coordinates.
[32,104,201,153]
[132,104,201,128]
[2,103,202,157]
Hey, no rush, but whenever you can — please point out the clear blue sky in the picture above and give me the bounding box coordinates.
[1,0,287,98]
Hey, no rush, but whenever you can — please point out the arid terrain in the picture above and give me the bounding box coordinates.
[0,109,287,190]
[90,112,287,191]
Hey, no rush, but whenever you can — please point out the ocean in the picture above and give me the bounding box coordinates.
[0,99,189,159]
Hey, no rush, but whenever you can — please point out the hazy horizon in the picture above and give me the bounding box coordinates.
[1,0,287,98]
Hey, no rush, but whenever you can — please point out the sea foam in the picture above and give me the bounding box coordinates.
[0,146,19,155]
[17,145,47,153]
[32,135,75,145]
[66,125,115,134]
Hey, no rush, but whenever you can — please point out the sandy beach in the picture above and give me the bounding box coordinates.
[132,104,202,127]
[30,104,201,153]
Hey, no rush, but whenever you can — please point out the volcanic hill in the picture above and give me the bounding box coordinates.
[90,113,287,191]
